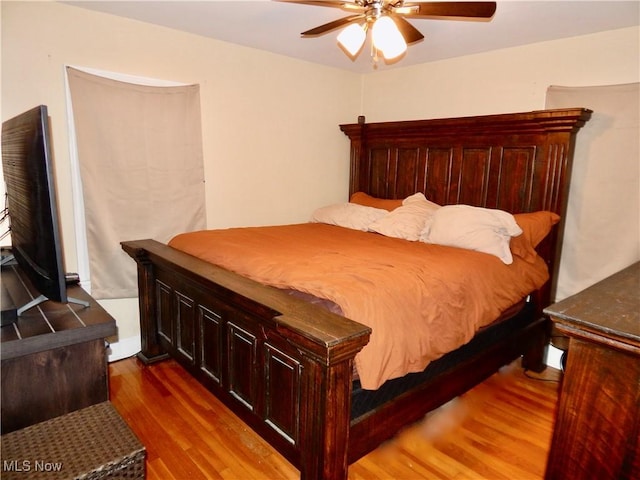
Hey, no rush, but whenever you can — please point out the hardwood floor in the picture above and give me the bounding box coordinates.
[109,357,561,479]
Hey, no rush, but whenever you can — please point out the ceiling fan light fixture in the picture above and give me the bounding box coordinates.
[337,23,367,57]
[290,1,498,66]
[372,15,407,60]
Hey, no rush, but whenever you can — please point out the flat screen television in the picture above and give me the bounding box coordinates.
[2,105,87,316]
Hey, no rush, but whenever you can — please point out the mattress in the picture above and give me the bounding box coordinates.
[169,223,550,389]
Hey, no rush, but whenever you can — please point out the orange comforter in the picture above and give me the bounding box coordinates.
[170,223,549,389]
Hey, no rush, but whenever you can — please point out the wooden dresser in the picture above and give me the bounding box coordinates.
[544,262,639,480]
[1,263,117,434]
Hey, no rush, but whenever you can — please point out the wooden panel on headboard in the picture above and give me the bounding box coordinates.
[340,108,591,217]
[340,108,592,303]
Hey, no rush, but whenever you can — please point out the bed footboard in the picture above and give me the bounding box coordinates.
[122,239,371,480]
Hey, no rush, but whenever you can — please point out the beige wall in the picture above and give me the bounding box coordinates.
[362,26,639,121]
[2,1,638,360]
[1,1,361,258]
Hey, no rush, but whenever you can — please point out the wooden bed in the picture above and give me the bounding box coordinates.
[122,107,591,480]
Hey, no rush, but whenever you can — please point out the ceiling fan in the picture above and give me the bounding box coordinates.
[277,1,497,63]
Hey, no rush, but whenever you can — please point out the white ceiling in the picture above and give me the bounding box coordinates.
[65,1,640,73]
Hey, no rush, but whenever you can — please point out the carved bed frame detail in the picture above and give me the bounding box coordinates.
[122,108,591,480]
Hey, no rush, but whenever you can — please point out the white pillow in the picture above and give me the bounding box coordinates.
[310,203,388,231]
[421,205,523,264]
[368,192,440,241]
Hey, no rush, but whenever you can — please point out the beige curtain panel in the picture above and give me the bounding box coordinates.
[546,83,639,301]
[67,67,206,299]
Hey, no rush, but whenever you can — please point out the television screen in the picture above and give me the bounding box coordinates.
[2,105,67,306]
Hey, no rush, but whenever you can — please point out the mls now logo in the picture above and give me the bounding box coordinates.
[3,459,63,472]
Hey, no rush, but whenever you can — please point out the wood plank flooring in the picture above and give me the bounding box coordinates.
[109,357,561,479]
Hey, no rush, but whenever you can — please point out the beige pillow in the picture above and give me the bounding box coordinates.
[421,205,522,264]
[310,203,388,231]
[369,193,440,241]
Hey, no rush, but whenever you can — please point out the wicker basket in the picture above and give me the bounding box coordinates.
[1,401,145,479]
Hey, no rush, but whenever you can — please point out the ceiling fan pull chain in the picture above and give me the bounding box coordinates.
[371,41,379,68]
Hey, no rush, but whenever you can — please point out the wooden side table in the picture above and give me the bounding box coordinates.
[543,262,639,480]
[1,263,117,433]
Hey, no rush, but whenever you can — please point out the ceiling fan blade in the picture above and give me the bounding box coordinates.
[276,0,365,11]
[401,2,496,19]
[301,13,366,36]
[392,15,424,44]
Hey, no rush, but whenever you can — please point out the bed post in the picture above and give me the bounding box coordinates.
[344,116,367,197]
[299,358,355,480]
[122,241,169,364]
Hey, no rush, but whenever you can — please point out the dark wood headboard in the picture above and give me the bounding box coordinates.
[340,108,592,304]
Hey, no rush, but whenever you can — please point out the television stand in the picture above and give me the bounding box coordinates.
[17,293,90,316]
[1,262,90,320]
[1,263,117,434]
[0,252,15,266]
